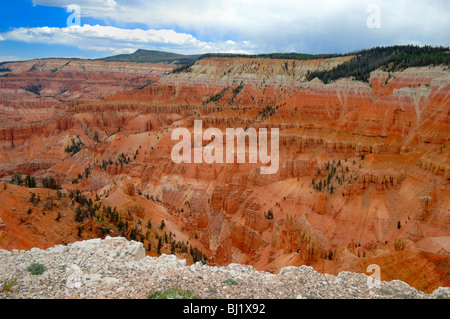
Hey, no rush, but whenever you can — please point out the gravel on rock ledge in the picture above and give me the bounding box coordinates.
[0,237,448,299]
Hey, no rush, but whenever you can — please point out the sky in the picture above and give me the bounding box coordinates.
[0,0,449,62]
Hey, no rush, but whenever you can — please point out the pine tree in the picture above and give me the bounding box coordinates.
[25,175,36,188]
[157,237,163,254]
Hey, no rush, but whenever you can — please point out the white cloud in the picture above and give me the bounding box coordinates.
[0,24,253,55]
[12,0,450,54]
[78,46,137,55]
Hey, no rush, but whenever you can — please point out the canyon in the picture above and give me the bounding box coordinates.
[0,53,448,294]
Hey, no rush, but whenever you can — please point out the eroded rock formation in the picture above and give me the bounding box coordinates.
[0,56,448,293]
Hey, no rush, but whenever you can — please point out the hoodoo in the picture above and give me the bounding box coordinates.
[171,120,279,174]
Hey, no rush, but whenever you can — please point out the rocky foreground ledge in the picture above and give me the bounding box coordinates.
[0,237,448,299]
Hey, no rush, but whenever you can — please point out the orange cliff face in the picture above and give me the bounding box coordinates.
[0,56,448,293]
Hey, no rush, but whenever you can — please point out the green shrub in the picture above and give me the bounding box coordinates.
[27,263,46,275]
[379,288,392,295]
[223,278,238,286]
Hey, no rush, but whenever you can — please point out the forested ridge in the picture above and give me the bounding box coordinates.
[306,45,449,83]
[172,45,449,82]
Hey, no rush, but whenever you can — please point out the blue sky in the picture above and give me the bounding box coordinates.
[0,0,449,62]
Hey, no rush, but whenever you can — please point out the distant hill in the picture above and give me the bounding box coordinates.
[171,45,450,79]
[99,49,200,65]
[96,46,450,81]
